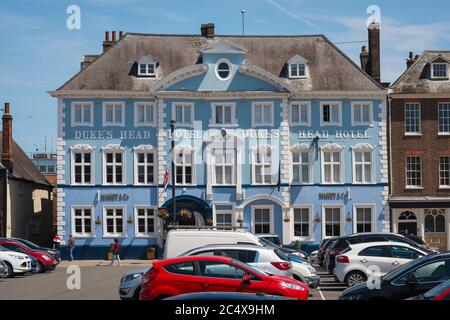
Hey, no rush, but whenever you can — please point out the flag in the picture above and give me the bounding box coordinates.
[163,160,170,192]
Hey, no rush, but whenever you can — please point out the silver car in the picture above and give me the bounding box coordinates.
[118,267,149,300]
[180,244,293,278]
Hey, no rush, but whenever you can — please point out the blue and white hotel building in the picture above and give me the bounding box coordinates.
[50,24,388,258]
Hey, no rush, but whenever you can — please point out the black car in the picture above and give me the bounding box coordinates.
[317,238,337,267]
[339,252,450,300]
[325,232,434,274]
[0,238,60,262]
[165,292,295,300]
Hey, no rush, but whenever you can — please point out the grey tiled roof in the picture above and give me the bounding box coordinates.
[391,51,450,94]
[57,33,383,92]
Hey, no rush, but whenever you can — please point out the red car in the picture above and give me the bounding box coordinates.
[140,256,309,300]
[0,240,56,273]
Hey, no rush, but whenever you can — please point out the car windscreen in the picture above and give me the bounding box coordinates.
[423,280,450,299]
[18,239,40,249]
[382,256,427,281]
[273,248,290,261]
[232,259,268,277]
[0,246,8,252]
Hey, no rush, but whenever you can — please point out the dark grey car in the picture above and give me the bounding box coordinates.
[0,259,7,278]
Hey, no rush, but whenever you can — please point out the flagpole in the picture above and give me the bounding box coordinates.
[170,120,177,226]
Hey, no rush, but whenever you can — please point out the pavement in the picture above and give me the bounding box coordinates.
[0,260,346,300]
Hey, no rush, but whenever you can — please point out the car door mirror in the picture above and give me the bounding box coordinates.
[242,274,252,284]
[406,273,418,286]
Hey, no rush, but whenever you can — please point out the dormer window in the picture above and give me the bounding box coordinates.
[215,59,232,81]
[431,63,448,79]
[137,56,157,77]
[288,55,308,79]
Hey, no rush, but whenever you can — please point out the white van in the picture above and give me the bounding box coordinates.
[163,229,262,259]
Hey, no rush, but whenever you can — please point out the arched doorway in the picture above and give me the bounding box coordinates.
[424,209,447,252]
[161,195,213,227]
[398,211,418,235]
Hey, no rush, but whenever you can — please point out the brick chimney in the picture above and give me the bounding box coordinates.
[367,22,381,83]
[2,103,13,173]
[406,51,420,69]
[360,45,369,73]
[201,23,215,39]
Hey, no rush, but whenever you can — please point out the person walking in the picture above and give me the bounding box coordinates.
[67,235,75,261]
[110,238,121,266]
[53,234,61,262]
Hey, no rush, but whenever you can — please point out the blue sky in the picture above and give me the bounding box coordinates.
[1,0,450,153]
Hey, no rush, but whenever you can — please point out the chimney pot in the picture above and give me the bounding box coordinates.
[4,103,10,114]
[105,31,110,42]
[119,31,123,39]
[409,51,414,60]
[112,31,117,42]
[415,55,420,60]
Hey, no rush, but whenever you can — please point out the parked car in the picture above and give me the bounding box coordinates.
[309,250,318,264]
[180,244,293,278]
[326,232,434,275]
[257,237,308,260]
[119,268,149,300]
[163,230,261,259]
[323,238,339,272]
[317,238,337,267]
[165,292,295,300]
[139,256,309,300]
[339,252,450,300]
[289,255,320,288]
[29,256,39,273]
[0,259,8,278]
[257,234,282,246]
[408,280,450,300]
[3,238,60,262]
[334,242,428,287]
[0,240,56,273]
[0,245,32,277]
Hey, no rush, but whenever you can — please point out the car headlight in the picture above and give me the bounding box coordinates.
[281,282,305,291]
[124,273,143,281]
[41,255,51,261]
[307,266,316,274]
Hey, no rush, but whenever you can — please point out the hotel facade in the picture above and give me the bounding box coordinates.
[51,23,388,258]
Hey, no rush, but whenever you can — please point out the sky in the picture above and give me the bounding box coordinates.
[1,0,450,153]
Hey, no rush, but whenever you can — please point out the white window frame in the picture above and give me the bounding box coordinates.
[172,102,194,127]
[351,101,373,126]
[133,145,156,185]
[134,206,156,237]
[137,56,157,77]
[210,102,237,127]
[352,144,375,184]
[102,145,126,185]
[102,102,125,127]
[252,145,273,185]
[322,205,345,238]
[439,156,450,189]
[405,156,422,189]
[134,102,156,127]
[174,146,195,186]
[102,206,126,238]
[352,204,376,233]
[404,102,421,135]
[293,205,314,242]
[215,58,233,81]
[290,102,311,126]
[71,206,95,238]
[212,147,235,186]
[431,63,448,79]
[438,103,450,135]
[213,203,235,228]
[291,145,312,185]
[252,102,274,127]
[71,101,94,127]
[251,205,274,234]
[320,102,342,127]
[321,144,344,184]
[287,55,309,79]
[71,144,95,186]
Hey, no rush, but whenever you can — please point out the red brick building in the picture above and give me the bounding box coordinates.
[389,51,450,251]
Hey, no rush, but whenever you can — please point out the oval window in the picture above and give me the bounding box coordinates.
[216,61,231,80]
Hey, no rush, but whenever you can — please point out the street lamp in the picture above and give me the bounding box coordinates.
[170,120,177,226]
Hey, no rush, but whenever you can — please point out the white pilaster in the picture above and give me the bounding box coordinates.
[157,99,168,207]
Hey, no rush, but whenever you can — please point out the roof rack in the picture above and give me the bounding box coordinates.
[167,225,248,231]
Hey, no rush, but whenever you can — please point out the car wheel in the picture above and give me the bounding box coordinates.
[345,271,367,287]
[132,286,141,300]
[35,262,44,274]
[4,262,14,278]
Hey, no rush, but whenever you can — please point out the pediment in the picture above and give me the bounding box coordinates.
[200,40,248,55]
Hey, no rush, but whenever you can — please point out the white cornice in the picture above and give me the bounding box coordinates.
[389,93,450,99]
